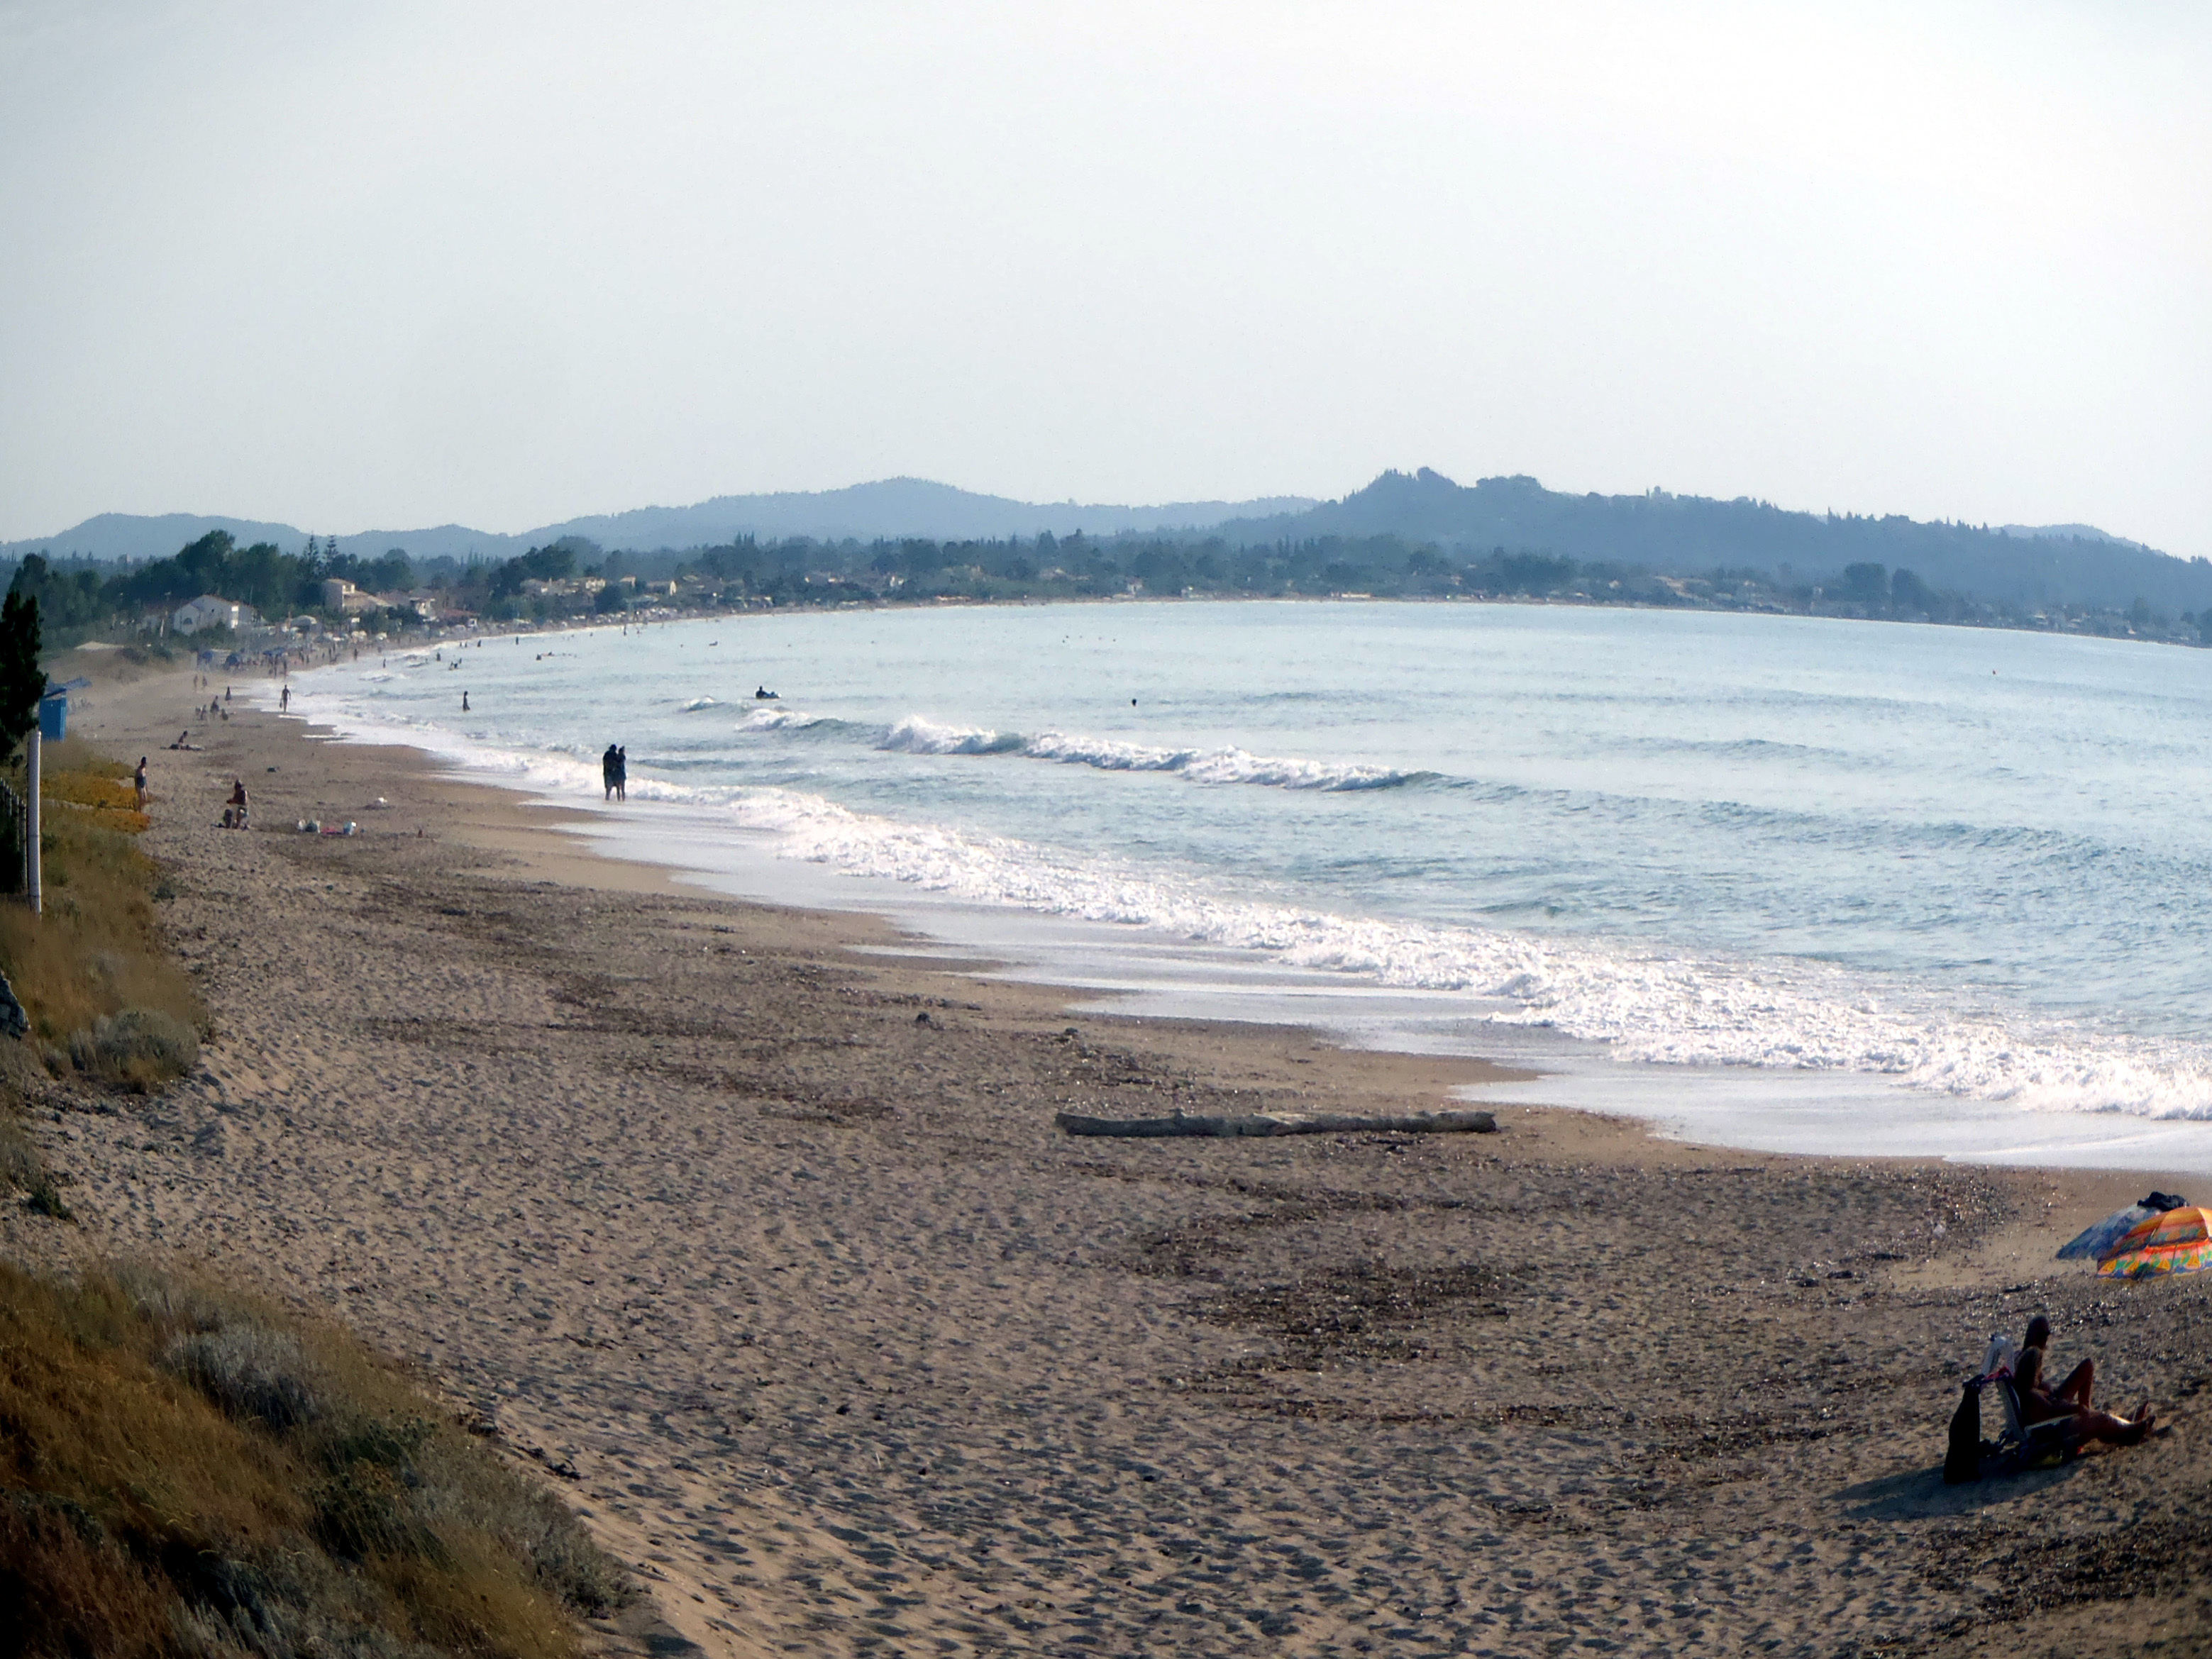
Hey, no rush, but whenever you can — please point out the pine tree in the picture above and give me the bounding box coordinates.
[0,592,43,763]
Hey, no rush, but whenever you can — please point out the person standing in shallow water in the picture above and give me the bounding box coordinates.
[614,745,627,802]
[602,743,621,801]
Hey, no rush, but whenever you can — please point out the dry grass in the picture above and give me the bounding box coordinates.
[0,736,202,1079]
[44,766,153,833]
[0,1258,632,1657]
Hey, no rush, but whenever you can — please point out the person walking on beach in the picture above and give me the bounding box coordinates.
[280,684,291,712]
[133,758,148,811]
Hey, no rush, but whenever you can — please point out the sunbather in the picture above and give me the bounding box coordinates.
[2012,1345,2152,1446]
[2018,1314,2097,1409]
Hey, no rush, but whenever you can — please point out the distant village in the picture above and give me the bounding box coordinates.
[19,520,2212,658]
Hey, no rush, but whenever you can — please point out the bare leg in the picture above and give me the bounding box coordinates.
[2069,1402,2150,1447]
[2055,1358,2094,1409]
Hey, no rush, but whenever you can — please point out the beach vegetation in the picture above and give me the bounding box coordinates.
[0,736,202,1082]
[0,589,45,762]
[0,1256,632,1655]
[67,1006,199,1087]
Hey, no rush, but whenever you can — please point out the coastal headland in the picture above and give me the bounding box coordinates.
[11,659,2211,1657]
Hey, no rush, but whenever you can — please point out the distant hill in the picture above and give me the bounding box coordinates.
[0,479,1317,566]
[3,511,321,563]
[1999,522,2154,553]
[516,478,1318,551]
[1209,470,2211,614]
[9,471,2200,618]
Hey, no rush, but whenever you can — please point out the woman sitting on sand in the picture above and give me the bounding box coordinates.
[2012,1343,2152,1447]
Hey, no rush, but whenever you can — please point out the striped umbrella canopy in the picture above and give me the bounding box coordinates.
[2098,1206,2212,1280]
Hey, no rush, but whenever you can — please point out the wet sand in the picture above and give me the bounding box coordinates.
[10,661,2212,1658]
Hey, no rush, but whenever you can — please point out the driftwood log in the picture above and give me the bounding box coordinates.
[1054,1109,1496,1139]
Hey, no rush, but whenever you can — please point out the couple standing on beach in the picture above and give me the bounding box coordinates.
[601,743,627,802]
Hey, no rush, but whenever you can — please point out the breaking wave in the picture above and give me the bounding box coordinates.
[721,785,2212,1121]
[880,715,1422,790]
[738,706,838,733]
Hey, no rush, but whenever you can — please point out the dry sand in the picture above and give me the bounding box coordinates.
[9,660,2211,1658]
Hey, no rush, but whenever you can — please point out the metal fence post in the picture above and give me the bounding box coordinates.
[25,726,40,916]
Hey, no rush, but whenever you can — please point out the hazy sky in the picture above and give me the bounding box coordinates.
[1,1,2205,551]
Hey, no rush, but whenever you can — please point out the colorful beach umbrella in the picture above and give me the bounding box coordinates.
[2057,1204,2155,1261]
[2098,1206,2212,1280]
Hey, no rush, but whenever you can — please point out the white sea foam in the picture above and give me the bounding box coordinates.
[680,697,719,711]
[1176,747,1413,791]
[886,716,1415,789]
[738,706,832,732]
[880,715,1019,755]
[1019,731,1193,772]
[719,784,2212,1121]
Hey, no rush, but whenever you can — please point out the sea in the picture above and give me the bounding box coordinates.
[275,600,2212,1175]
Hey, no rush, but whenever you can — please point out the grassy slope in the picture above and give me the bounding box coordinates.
[0,721,634,1655]
[0,1260,631,1657]
[0,736,201,1059]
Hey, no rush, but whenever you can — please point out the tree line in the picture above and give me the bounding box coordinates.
[8,521,2207,650]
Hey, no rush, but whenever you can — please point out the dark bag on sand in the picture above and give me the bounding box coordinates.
[1945,1380,1984,1484]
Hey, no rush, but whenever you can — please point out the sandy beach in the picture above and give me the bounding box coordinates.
[9,659,2210,1658]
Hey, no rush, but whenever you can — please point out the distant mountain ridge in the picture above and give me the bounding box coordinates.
[5,470,2196,617]
[1210,470,2207,614]
[0,479,1319,565]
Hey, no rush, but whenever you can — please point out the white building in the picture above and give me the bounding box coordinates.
[172,594,256,634]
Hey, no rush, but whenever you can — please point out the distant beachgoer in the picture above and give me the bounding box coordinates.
[614,746,628,802]
[134,758,148,811]
[226,778,249,831]
[280,685,291,711]
[462,691,470,712]
[602,743,620,801]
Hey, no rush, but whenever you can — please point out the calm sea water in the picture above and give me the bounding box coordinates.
[284,601,2212,1161]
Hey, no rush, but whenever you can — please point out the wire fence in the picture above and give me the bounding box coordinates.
[0,778,26,895]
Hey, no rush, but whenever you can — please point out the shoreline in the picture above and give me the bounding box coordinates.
[17,658,2212,1656]
[276,631,2212,1182]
